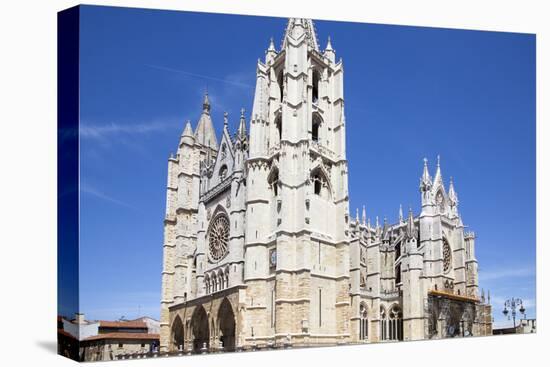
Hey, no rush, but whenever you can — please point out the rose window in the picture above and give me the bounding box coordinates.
[208,214,230,262]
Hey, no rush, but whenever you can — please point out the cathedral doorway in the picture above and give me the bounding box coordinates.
[217,298,236,351]
[191,306,209,353]
[171,315,185,352]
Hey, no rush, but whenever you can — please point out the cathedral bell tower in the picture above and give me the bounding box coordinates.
[244,18,351,345]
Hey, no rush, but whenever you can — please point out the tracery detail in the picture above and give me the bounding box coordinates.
[208,213,230,262]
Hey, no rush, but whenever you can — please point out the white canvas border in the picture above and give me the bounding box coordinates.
[0,0,546,366]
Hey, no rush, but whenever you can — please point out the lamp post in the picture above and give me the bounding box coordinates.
[502,298,526,329]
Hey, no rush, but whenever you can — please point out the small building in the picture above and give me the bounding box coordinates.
[82,332,159,361]
[57,313,160,361]
[493,319,536,335]
[57,316,79,360]
[81,319,160,361]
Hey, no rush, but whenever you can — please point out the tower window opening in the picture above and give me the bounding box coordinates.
[268,168,280,196]
[277,70,284,102]
[275,116,282,143]
[395,263,401,285]
[395,242,401,259]
[360,304,368,340]
[312,116,320,142]
[219,165,228,180]
[314,179,322,195]
[312,69,320,104]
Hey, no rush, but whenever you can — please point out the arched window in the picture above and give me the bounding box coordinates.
[312,114,321,142]
[389,305,403,341]
[219,165,228,181]
[311,169,329,198]
[380,307,387,341]
[395,263,401,285]
[360,304,368,340]
[268,168,279,196]
[205,274,211,294]
[312,69,320,104]
[277,70,284,102]
[275,116,282,143]
[395,242,401,259]
[314,178,322,195]
[218,270,224,290]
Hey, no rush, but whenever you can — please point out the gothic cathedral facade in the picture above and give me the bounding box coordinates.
[160,18,492,354]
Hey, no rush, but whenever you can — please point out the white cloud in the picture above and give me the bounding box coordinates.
[146,64,254,89]
[478,266,535,282]
[80,120,178,140]
[80,183,139,211]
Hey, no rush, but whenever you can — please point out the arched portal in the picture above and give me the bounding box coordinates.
[171,315,185,352]
[191,306,209,353]
[217,298,236,351]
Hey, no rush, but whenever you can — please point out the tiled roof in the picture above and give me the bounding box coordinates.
[57,328,77,340]
[84,333,159,342]
[98,320,147,328]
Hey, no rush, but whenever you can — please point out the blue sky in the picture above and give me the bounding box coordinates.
[77,6,536,328]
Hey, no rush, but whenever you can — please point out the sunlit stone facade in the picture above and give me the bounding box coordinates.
[160,18,492,354]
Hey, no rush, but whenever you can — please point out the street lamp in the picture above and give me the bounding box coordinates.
[502,298,526,328]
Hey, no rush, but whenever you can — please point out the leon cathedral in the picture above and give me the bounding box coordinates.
[160,18,492,354]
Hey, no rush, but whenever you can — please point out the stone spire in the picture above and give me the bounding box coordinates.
[448,176,458,205]
[179,120,195,147]
[362,205,366,226]
[433,155,443,189]
[324,36,335,63]
[194,91,218,150]
[382,216,389,241]
[266,37,277,64]
[223,112,229,129]
[267,37,276,52]
[406,207,415,240]
[399,204,404,223]
[183,120,193,136]
[355,208,360,224]
[237,108,247,140]
[420,157,432,191]
[282,18,319,51]
[202,90,211,113]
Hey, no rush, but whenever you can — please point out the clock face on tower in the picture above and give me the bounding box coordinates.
[207,213,230,262]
